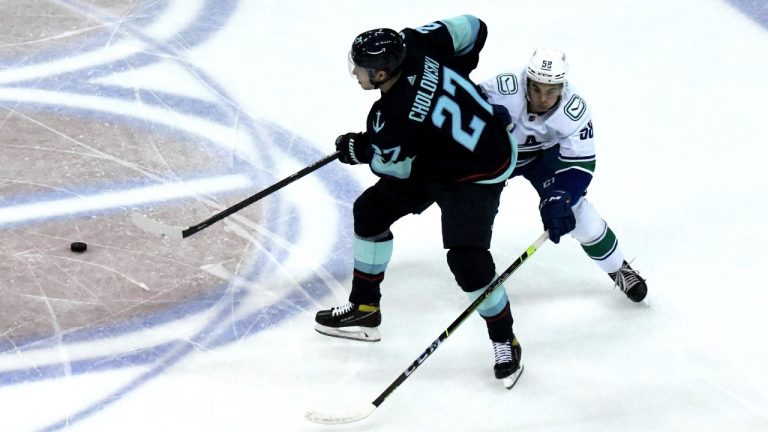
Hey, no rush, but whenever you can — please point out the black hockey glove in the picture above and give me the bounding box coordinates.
[539,189,576,244]
[335,132,372,165]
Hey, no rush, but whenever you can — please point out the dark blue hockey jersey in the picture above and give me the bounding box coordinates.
[364,15,517,184]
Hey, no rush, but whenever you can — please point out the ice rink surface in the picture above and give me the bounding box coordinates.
[0,1,766,431]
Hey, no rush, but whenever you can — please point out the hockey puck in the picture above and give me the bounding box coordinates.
[70,242,87,253]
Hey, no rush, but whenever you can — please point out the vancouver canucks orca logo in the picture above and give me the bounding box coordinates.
[565,94,586,120]
[495,73,518,95]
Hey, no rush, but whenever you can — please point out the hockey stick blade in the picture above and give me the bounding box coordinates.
[305,403,376,425]
[130,213,186,240]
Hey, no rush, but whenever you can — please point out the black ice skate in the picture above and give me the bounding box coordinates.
[314,302,382,342]
[609,260,647,302]
[493,336,524,389]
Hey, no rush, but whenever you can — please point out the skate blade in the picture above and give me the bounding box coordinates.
[502,364,524,390]
[315,324,381,342]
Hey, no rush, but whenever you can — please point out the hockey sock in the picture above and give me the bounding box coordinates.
[466,278,514,342]
[353,234,393,274]
[481,301,514,342]
[349,270,385,306]
[348,234,393,306]
[580,224,624,273]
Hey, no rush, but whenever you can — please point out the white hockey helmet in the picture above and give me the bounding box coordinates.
[526,48,568,85]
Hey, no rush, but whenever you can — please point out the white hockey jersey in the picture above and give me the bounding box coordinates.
[480,68,596,197]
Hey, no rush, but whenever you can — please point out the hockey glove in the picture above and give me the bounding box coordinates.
[335,132,372,165]
[539,189,576,244]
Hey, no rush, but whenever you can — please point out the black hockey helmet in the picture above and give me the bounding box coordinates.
[350,28,406,73]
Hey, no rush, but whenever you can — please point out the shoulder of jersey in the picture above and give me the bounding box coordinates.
[541,86,588,137]
[491,70,523,96]
[559,85,590,123]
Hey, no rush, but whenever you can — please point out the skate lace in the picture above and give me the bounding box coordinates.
[492,341,513,364]
[613,261,644,293]
[331,302,354,317]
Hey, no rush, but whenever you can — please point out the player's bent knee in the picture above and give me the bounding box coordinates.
[446,248,495,292]
[353,196,391,238]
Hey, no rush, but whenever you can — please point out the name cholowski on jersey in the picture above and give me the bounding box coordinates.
[407,56,440,122]
[365,16,515,184]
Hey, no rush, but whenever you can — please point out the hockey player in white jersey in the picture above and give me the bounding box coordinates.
[480,48,647,302]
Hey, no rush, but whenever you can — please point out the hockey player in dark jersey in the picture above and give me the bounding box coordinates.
[314,16,522,388]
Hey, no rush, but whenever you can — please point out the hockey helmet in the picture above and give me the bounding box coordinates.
[526,48,568,85]
[350,28,406,73]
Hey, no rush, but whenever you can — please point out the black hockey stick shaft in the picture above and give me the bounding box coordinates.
[179,151,340,238]
[371,231,549,408]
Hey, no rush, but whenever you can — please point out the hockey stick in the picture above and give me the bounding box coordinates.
[131,151,340,239]
[305,231,550,425]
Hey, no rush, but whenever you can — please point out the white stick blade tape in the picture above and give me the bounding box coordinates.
[304,404,376,425]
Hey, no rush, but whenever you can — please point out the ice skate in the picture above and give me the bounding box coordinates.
[609,260,647,302]
[493,336,523,389]
[314,302,382,342]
